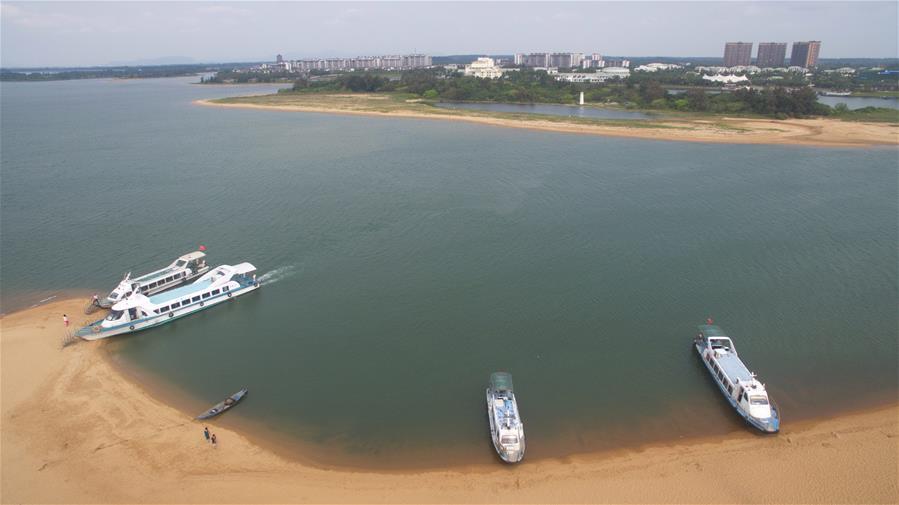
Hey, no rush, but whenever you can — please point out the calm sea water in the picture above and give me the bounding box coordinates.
[2,77,897,467]
[666,89,899,111]
[435,101,652,120]
[817,95,899,110]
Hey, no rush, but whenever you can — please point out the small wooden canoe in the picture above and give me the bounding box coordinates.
[196,388,248,420]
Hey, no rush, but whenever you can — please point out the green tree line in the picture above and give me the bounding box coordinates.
[281,68,875,119]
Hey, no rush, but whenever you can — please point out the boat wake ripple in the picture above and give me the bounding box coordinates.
[257,265,299,285]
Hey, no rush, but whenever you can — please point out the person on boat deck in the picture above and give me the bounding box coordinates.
[224,398,234,406]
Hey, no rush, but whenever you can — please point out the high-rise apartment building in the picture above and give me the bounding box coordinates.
[548,53,584,68]
[756,42,787,68]
[790,41,821,68]
[723,42,753,67]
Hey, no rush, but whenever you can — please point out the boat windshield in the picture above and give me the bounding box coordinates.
[750,396,769,405]
[105,310,124,321]
[501,435,519,445]
[176,260,187,267]
[108,292,119,300]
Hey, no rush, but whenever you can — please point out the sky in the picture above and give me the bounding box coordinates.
[1,1,897,68]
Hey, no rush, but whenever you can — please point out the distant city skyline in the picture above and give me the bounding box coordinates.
[2,1,897,68]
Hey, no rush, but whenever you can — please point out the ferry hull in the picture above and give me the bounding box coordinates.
[694,342,780,433]
[78,282,259,341]
[486,389,526,463]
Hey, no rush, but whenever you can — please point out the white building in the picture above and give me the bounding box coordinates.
[702,74,750,84]
[635,63,683,72]
[599,67,631,78]
[555,73,610,83]
[464,57,504,79]
[554,67,630,83]
[728,65,761,74]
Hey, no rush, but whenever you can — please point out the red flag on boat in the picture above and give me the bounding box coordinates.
[199,245,206,251]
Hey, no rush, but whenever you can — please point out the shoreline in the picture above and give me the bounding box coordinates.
[195,96,899,148]
[104,346,899,473]
[2,298,897,503]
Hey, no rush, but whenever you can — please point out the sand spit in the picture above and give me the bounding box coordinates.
[2,298,897,503]
[195,98,899,148]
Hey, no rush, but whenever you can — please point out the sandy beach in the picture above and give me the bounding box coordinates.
[195,95,899,148]
[1,298,896,503]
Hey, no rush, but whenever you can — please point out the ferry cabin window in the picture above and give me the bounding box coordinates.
[160,306,170,313]
[171,302,181,309]
[750,396,769,405]
[166,276,173,283]
[148,282,157,289]
[192,296,201,302]
[223,286,229,292]
[211,289,220,296]
[202,293,211,299]
[182,299,190,306]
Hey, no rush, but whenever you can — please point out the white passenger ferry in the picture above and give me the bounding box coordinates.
[486,372,526,463]
[694,322,780,433]
[100,251,210,308]
[77,263,259,340]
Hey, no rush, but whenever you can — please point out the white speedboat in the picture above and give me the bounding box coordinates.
[100,251,210,308]
[77,263,259,340]
[486,372,526,463]
[694,322,780,433]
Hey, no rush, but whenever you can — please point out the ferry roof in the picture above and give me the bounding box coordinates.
[148,263,255,305]
[133,266,180,283]
[149,279,213,305]
[178,251,206,262]
[715,348,753,384]
[490,372,514,392]
[132,251,206,283]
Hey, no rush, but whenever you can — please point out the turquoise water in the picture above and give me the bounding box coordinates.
[2,77,897,467]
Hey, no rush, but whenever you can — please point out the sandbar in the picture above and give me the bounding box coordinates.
[195,94,899,148]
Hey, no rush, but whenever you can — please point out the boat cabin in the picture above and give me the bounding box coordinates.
[102,263,256,328]
[699,326,773,420]
[488,372,524,456]
[105,251,208,304]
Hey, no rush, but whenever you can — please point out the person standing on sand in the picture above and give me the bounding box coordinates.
[63,314,69,327]
[211,433,217,447]
[204,426,210,443]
